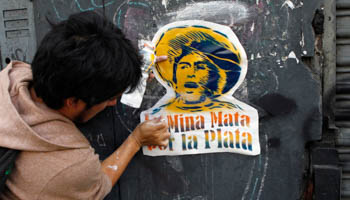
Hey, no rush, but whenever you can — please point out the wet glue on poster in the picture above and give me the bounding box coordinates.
[141,20,260,156]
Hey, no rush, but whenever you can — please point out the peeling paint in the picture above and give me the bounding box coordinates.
[269,52,277,56]
[300,32,305,47]
[162,0,168,10]
[241,160,256,200]
[272,71,279,91]
[165,1,250,26]
[166,157,184,172]
[281,0,295,10]
[97,133,106,147]
[296,1,304,8]
[256,134,270,200]
[250,22,255,32]
[287,51,299,63]
[282,31,288,40]
[192,196,206,200]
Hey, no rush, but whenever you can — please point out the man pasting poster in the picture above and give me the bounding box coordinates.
[141,20,260,156]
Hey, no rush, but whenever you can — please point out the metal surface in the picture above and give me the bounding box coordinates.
[69,1,321,199]
[0,0,37,69]
[336,0,350,198]
[0,0,325,199]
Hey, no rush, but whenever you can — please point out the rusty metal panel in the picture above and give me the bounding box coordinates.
[336,0,350,198]
[337,0,350,9]
[337,45,350,66]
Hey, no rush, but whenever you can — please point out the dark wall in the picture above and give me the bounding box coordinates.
[2,0,324,199]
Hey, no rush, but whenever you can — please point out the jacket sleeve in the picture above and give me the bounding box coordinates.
[38,149,112,200]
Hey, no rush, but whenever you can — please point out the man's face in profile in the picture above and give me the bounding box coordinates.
[73,97,118,123]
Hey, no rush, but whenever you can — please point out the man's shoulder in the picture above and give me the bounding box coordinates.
[5,147,107,199]
[16,147,99,183]
[37,147,109,198]
[21,147,97,169]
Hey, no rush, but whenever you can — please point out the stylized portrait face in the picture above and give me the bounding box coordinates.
[175,52,210,101]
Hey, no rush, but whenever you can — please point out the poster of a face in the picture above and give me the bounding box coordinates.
[141,21,260,156]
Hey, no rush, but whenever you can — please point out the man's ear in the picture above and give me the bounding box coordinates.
[58,97,86,121]
[63,97,79,108]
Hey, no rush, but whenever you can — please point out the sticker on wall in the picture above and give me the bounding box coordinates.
[141,20,260,156]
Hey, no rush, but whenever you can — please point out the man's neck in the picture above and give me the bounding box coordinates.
[29,86,74,120]
[29,86,44,104]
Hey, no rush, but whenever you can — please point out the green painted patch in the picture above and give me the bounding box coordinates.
[5,168,11,175]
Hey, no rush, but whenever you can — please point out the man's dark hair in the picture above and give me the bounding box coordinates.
[31,11,142,109]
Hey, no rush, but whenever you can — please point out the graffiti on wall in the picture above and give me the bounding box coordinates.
[50,0,116,20]
[11,48,27,62]
[111,3,271,196]
[37,1,305,198]
[140,21,260,156]
[113,1,154,47]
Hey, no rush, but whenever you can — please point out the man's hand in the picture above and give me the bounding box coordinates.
[101,116,170,185]
[155,55,168,63]
[131,117,170,147]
